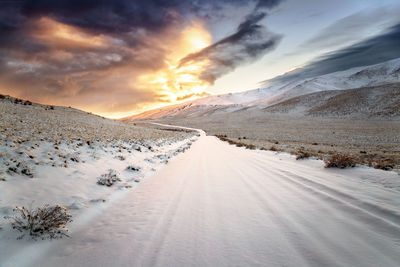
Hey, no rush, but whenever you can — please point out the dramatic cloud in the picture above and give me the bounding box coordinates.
[0,0,282,117]
[179,7,281,84]
[300,6,400,53]
[264,22,400,86]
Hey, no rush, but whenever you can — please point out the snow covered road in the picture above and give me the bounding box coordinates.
[5,129,400,267]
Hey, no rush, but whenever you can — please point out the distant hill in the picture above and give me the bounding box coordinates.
[262,83,400,118]
[123,57,400,121]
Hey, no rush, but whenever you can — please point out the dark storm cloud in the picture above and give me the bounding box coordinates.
[1,0,282,35]
[263,22,400,86]
[179,4,282,84]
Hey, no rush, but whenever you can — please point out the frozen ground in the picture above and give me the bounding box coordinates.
[1,126,399,267]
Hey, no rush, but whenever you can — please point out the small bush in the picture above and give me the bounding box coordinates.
[97,169,121,186]
[374,160,395,171]
[116,155,125,161]
[0,170,6,181]
[324,154,356,168]
[126,165,141,172]
[6,205,72,240]
[246,144,256,150]
[215,135,256,150]
[69,155,80,162]
[7,161,34,178]
[296,151,311,160]
[270,146,277,152]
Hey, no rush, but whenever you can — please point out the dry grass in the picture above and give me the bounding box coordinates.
[97,169,121,186]
[0,170,6,181]
[295,151,312,160]
[0,95,194,145]
[126,165,141,172]
[0,95,196,181]
[324,154,356,169]
[374,160,395,171]
[216,135,257,150]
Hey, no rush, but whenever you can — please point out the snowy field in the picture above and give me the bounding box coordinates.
[1,125,400,266]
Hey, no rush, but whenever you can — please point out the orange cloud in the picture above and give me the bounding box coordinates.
[0,18,216,119]
[32,17,110,50]
[137,22,214,106]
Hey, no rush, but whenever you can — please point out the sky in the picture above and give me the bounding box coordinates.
[0,0,399,118]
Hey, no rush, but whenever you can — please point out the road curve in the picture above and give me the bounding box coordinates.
[30,129,400,267]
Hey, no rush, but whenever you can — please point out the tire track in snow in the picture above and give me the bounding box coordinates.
[249,152,400,231]
[239,158,400,266]
[227,156,350,266]
[138,156,192,267]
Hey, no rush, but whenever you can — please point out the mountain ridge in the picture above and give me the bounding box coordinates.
[123,57,400,121]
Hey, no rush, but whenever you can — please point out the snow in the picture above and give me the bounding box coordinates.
[1,126,399,267]
[0,125,198,262]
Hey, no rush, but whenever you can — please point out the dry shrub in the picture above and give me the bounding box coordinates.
[0,170,6,181]
[7,161,34,178]
[216,135,257,150]
[116,155,126,161]
[246,144,256,150]
[374,160,395,171]
[324,154,356,168]
[97,169,121,186]
[126,165,141,172]
[296,151,311,160]
[270,146,277,151]
[6,204,72,240]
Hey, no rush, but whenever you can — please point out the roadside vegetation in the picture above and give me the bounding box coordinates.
[215,135,397,171]
[5,204,72,240]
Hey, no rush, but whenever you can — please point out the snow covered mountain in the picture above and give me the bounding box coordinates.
[124,57,400,120]
[262,83,400,118]
[248,57,400,107]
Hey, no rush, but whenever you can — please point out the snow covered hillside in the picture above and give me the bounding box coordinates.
[263,83,400,118]
[249,57,400,107]
[126,57,400,120]
[0,95,198,241]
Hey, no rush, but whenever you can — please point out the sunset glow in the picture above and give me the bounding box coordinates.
[137,23,213,106]
[1,0,399,118]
